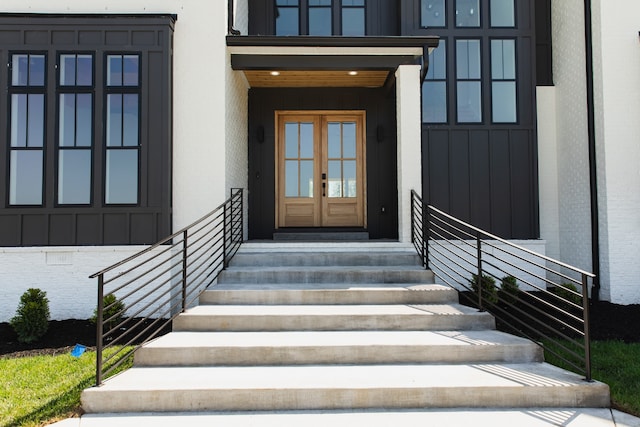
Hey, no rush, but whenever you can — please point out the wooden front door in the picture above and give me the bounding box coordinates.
[276,111,366,228]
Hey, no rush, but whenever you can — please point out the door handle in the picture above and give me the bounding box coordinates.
[322,182,326,197]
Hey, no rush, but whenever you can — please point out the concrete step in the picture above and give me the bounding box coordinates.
[200,284,458,305]
[217,266,435,285]
[228,251,422,267]
[81,363,610,413]
[172,303,495,332]
[134,330,543,366]
[68,408,638,427]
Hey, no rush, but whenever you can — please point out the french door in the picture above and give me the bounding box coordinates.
[276,111,366,228]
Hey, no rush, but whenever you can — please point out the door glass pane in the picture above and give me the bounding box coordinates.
[60,55,76,86]
[106,149,138,204]
[421,0,445,28]
[328,160,342,198]
[456,0,480,27]
[77,55,93,86]
[457,81,482,123]
[12,54,29,86]
[107,55,122,86]
[76,94,93,147]
[422,81,447,123]
[300,160,314,197]
[300,122,314,158]
[58,150,91,204]
[9,151,43,205]
[59,94,76,147]
[107,94,123,147]
[29,55,45,86]
[123,94,139,147]
[309,2,332,36]
[342,122,356,158]
[327,122,341,158]
[276,0,300,36]
[10,94,27,147]
[456,40,481,80]
[123,55,139,86]
[285,122,299,158]
[27,94,44,148]
[343,160,356,198]
[285,160,299,197]
[491,0,515,27]
[492,81,517,123]
[342,8,365,36]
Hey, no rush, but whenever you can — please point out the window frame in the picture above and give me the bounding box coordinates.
[454,38,483,124]
[490,38,519,124]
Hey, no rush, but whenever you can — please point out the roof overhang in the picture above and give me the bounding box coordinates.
[227,35,439,88]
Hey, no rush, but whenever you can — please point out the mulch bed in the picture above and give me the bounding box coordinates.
[1,301,639,358]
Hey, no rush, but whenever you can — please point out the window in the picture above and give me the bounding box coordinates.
[491,39,517,122]
[421,0,446,28]
[105,54,140,204]
[8,53,46,205]
[423,40,447,123]
[276,0,300,35]
[456,39,482,123]
[456,0,480,28]
[341,0,365,36]
[490,0,515,27]
[309,0,332,35]
[57,54,94,205]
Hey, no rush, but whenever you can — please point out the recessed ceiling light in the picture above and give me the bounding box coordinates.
[348,71,358,76]
[270,71,281,76]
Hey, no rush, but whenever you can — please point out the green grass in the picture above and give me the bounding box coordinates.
[544,340,640,417]
[0,347,132,427]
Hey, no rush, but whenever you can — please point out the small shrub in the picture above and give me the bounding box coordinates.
[91,293,126,331]
[499,275,520,304]
[551,283,582,306]
[470,273,498,304]
[10,288,50,343]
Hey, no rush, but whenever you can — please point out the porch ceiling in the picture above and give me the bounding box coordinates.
[243,70,390,88]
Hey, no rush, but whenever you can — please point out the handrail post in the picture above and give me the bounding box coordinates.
[582,273,593,381]
[424,205,430,268]
[95,273,104,386]
[182,230,188,312]
[476,232,483,310]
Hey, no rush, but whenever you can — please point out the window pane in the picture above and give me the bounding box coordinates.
[106,149,138,204]
[285,160,299,197]
[343,160,356,198]
[300,160,314,197]
[29,55,45,86]
[343,0,364,5]
[491,0,515,27]
[60,55,76,86]
[59,94,76,147]
[423,81,447,123]
[276,7,299,36]
[426,41,446,80]
[10,151,43,205]
[107,55,122,86]
[456,0,480,27]
[342,8,365,35]
[328,160,342,197]
[10,94,27,147]
[123,94,139,147]
[27,94,44,148]
[58,150,91,204]
[421,0,445,28]
[457,81,482,123]
[76,94,93,147]
[491,39,516,79]
[12,54,29,86]
[342,122,356,158]
[492,81,517,123]
[107,94,123,147]
[309,7,332,35]
[77,55,93,86]
[456,40,481,79]
[285,123,299,158]
[123,55,139,86]
[300,123,314,158]
[327,122,341,158]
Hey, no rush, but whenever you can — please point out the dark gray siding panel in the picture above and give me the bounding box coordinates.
[50,215,74,246]
[489,131,512,238]
[469,131,491,230]
[248,87,397,240]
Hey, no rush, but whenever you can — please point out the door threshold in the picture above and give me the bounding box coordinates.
[273,228,369,241]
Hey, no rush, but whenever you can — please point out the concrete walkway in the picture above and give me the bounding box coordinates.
[50,408,640,426]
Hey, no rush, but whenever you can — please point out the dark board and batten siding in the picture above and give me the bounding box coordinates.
[248,87,398,240]
[0,15,173,246]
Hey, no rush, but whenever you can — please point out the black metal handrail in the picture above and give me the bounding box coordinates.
[90,188,244,386]
[411,190,595,381]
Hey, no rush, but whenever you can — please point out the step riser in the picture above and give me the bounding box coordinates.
[217,270,435,285]
[199,289,458,305]
[172,314,495,332]
[82,387,609,413]
[134,344,543,366]
[230,253,422,267]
